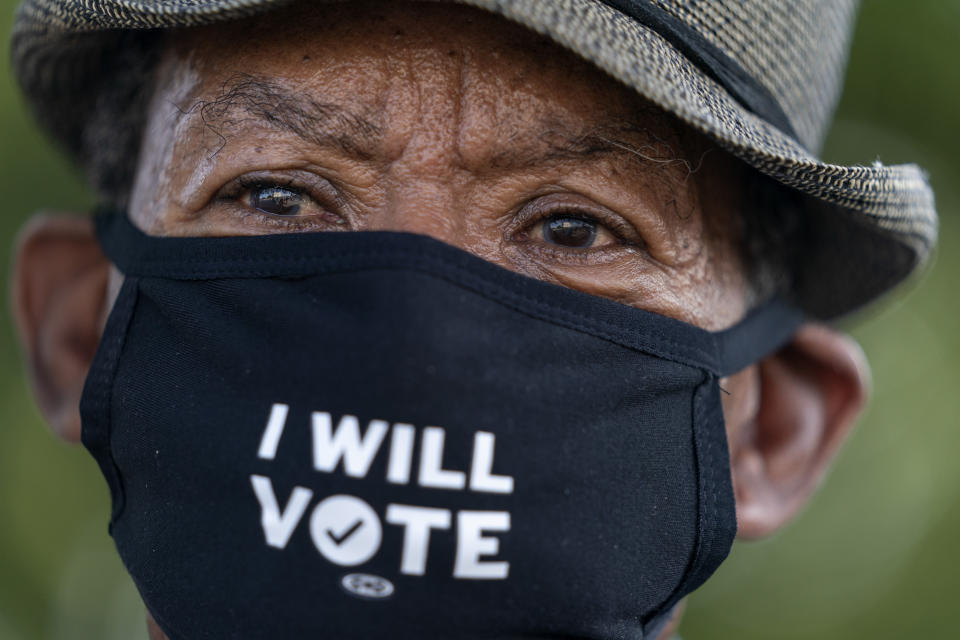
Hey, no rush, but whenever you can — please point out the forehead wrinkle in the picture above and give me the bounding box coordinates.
[182,72,384,159]
[483,118,690,182]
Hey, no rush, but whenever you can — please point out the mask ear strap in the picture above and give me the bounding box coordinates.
[94,210,155,275]
[712,298,808,377]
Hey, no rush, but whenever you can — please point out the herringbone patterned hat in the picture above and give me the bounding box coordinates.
[9,0,938,318]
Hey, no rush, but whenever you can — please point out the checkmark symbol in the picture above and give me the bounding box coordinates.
[327,519,364,545]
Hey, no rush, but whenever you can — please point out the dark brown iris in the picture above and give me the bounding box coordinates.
[251,186,302,216]
[542,215,597,248]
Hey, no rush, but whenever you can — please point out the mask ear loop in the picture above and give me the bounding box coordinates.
[712,298,808,377]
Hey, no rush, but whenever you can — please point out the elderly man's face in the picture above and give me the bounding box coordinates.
[130,1,748,331]
[12,2,871,639]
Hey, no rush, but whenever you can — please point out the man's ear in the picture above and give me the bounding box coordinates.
[11,213,111,443]
[726,324,871,539]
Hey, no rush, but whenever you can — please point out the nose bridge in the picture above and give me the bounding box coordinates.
[365,44,478,248]
[369,180,466,248]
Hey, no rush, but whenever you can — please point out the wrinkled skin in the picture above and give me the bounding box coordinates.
[131,2,749,330]
[10,2,871,639]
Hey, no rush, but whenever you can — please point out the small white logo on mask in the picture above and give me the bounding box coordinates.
[341,573,395,599]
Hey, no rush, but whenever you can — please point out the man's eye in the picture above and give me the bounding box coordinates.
[250,185,303,216]
[513,198,635,256]
[541,215,598,248]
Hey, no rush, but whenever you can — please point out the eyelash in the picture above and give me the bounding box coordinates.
[218,176,643,254]
[218,175,341,231]
[510,199,643,251]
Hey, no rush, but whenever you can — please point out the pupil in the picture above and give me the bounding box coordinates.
[251,186,302,216]
[543,216,597,248]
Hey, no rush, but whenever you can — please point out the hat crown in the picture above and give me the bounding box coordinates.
[15,0,858,153]
[653,0,859,152]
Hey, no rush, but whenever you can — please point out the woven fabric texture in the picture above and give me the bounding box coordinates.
[653,0,857,154]
[8,0,939,318]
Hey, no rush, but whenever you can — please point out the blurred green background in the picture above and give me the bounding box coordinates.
[1,1,958,638]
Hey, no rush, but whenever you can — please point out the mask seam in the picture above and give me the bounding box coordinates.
[97,214,750,371]
[643,374,715,633]
[398,261,718,372]
[96,215,721,368]
[80,275,141,528]
[122,253,722,373]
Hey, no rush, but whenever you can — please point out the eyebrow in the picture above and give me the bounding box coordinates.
[185,73,384,159]
[485,122,690,175]
[185,73,693,177]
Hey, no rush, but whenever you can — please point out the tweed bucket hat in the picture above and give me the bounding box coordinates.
[9,0,938,319]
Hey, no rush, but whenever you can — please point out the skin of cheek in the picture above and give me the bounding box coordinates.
[525,172,746,329]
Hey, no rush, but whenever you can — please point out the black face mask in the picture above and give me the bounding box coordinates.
[82,213,804,640]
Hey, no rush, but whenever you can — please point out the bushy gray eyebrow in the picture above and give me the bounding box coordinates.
[182,73,383,159]
[182,73,694,177]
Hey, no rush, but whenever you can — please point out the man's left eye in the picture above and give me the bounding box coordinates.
[529,214,619,250]
[541,216,597,248]
[250,185,303,216]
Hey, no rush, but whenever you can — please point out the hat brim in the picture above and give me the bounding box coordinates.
[10,0,938,319]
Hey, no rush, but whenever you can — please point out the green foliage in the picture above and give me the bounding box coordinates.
[1,1,957,637]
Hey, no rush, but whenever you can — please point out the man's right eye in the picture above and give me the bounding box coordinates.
[206,172,350,233]
[250,185,303,216]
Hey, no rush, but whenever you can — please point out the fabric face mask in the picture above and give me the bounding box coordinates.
[82,213,804,640]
